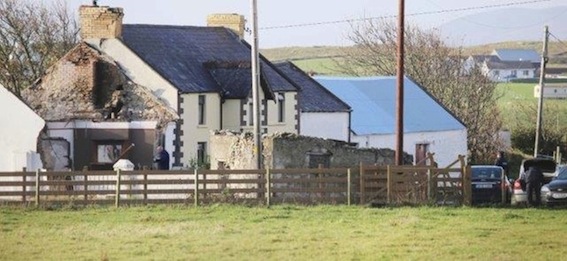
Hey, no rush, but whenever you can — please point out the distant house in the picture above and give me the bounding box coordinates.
[534,83,567,99]
[0,85,44,172]
[275,62,351,142]
[464,49,539,82]
[314,76,467,167]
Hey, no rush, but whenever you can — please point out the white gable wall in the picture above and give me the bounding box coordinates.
[0,86,45,171]
[86,38,179,111]
[353,129,467,167]
[300,112,350,142]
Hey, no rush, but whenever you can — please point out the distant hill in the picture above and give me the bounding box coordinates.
[439,6,567,47]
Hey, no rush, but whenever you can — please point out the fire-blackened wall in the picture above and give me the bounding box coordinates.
[73,128,156,170]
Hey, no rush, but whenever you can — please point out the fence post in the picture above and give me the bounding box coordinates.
[83,166,88,202]
[35,169,40,207]
[194,168,199,207]
[427,168,432,204]
[115,169,121,208]
[387,165,392,205]
[359,162,365,205]
[22,167,27,204]
[347,168,351,206]
[143,167,148,205]
[266,168,271,207]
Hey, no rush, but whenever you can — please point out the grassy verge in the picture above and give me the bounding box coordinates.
[1,205,566,260]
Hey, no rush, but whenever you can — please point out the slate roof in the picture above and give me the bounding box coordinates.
[120,24,297,98]
[314,76,466,135]
[485,60,534,70]
[274,62,350,113]
[493,49,540,63]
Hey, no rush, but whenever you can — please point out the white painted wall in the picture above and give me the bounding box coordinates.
[86,39,179,111]
[534,84,567,98]
[0,86,45,172]
[265,92,299,134]
[483,64,535,82]
[300,112,350,142]
[179,93,222,166]
[353,129,468,167]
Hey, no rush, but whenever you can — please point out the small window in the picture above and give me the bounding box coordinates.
[198,95,206,125]
[248,102,253,126]
[197,142,207,164]
[96,143,122,163]
[277,93,285,123]
[493,70,500,76]
[511,70,517,77]
[523,70,529,76]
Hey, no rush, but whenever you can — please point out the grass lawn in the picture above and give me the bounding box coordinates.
[1,205,566,260]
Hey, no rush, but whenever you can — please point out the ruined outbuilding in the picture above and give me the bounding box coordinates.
[21,42,178,171]
[209,131,412,170]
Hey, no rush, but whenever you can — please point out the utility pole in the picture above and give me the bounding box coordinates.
[250,0,262,169]
[395,0,405,165]
[534,25,549,158]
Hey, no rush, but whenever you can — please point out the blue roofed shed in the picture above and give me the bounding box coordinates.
[314,76,468,166]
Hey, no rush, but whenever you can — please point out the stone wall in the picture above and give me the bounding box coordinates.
[209,131,413,170]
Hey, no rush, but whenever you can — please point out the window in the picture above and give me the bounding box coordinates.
[198,95,206,125]
[511,70,517,77]
[277,93,285,123]
[197,142,207,164]
[248,102,253,126]
[523,70,529,76]
[96,143,122,163]
[493,70,500,76]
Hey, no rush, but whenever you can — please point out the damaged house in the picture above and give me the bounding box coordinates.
[22,42,178,170]
[21,5,308,170]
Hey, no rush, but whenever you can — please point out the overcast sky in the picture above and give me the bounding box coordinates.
[45,0,567,47]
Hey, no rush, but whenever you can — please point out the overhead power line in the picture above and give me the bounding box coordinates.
[260,0,551,30]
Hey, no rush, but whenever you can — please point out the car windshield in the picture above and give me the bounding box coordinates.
[472,167,502,179]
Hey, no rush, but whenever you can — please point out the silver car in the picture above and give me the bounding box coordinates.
[511,158,557,206]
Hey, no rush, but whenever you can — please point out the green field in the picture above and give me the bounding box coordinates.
[1,205,566,260]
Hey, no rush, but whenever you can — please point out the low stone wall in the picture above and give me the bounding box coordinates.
[210,131,412,170]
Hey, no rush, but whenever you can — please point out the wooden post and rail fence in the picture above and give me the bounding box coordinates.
[0,162,471,207]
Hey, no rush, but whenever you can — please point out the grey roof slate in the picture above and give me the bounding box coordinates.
[120,24,296,97]
[493,49,540,63]
[315,76,466,135]
[275,62,350,113]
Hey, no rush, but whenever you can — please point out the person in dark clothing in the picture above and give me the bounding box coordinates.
[154,146,170,170]
[520,166,544,207]
[494,151,509,176]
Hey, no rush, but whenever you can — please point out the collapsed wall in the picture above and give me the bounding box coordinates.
[210,131,413,170]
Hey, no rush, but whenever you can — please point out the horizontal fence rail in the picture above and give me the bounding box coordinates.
[0,165,470,207]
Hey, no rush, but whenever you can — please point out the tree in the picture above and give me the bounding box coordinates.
[509,102,566,157]
[0,0,78,96]
[339,19,503,163]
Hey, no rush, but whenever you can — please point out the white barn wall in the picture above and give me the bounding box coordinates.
[300,112,350,142]
[0,87,45,172]
[353,129,467,167]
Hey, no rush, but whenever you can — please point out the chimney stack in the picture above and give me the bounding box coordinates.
[79,5,124,40]
[207,14,246,39]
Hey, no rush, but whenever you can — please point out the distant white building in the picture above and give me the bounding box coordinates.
[465,49,540,82]
[534,84,567,99]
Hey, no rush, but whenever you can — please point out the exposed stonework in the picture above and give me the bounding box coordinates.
[209,131,413,170]
[79,5,124,39]
[21,42,177,128]
[206,13,246,39]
